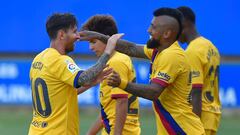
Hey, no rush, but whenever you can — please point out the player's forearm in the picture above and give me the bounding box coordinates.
[116,40,148,59]
[77,86,91,95]
[93,33,147,59]
[124,82,164,101]
[87,113,103,135]
[114,98,128,135]
[78,53,110,86]
[191,88,202,117]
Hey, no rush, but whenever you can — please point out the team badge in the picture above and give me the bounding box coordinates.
[67,63,80,73]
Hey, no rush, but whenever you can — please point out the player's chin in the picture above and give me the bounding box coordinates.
[66,45,74,53]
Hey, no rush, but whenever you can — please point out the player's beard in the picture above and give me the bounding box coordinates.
[65,43,75,54]
[146,38,160,49]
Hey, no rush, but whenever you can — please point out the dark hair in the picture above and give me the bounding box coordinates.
[153,7,183,40]
[81,15,118,36]
[177,6,196,24]
[46,13,78,40]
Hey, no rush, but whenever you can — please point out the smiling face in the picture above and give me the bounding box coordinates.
[63,25,80,53]
[147,16,173,49]
[147,15,180,49]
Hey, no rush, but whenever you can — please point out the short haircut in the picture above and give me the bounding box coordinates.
[46,13,78,40]
[153,7,183,40]
[81,15,118,36]
[177,6,196,24]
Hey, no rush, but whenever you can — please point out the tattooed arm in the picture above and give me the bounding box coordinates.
[78,53,110,86]
[79,31,148,59]
[78,33,124,87]
[77,67,113,94]
[116,40,148,59]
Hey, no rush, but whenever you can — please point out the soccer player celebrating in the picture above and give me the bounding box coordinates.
[79,8,205,135]
[177,6,221,135]
[28,13,123,135]
[81,15,140,135]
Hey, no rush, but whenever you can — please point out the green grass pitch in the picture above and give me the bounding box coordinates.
[0,107,239,135]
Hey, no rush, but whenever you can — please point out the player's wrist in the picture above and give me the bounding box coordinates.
[98,34,110,44]
[119,79,128,89]
[103,50,112,55]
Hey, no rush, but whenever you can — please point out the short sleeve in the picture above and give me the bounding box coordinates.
[151,53,180,87]
[186,49,204,89]
[143,45,154,60]
[109,60,129,99]
[51,56,84,88]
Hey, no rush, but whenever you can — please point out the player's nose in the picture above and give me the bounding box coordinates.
[147,26,152,35]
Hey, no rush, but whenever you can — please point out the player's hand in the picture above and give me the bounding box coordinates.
[104,33,124,55]
[107,70,121,87]
[92,66,113,86]
[78,30,107,41]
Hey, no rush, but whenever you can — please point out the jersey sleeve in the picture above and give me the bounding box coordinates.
[51,56,84,88]
[151,53,180,87]
[109,60,129,99]
[143,45,154,60]
[186,49,204,89]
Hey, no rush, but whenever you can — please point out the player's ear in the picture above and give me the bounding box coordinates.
[58,29,65,40]
[163,29,171,39]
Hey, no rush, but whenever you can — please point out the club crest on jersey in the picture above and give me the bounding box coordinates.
[157,72,170,81]
[67,63,79,73]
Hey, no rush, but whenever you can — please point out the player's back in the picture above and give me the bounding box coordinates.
[186,36,221,114]
[28,48,79,135]
[100,52,140,135]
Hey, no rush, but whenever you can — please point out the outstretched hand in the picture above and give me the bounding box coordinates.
[107,70,121,87]
[104,33,124,55]
[81,65,113,88]
[78,66,113,95]
[92,66,113,86]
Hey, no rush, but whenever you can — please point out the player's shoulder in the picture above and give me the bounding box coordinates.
[162,42,185,59]
[186,37,208,54]
[111,52,132,63]
[36,48,75,66]
[108,52,133,69]
[190,37,215,50]
[34,48,61,61]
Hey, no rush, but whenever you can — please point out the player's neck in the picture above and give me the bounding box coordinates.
[157,40,175,52]
[186,29,200,44]
[50,40,66,55]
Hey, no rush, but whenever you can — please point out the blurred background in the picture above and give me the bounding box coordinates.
[0,0,240,135]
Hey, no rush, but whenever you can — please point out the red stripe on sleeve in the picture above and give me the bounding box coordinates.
[192,84,203,89]
[151,78,169,87]
[111,94,128,99]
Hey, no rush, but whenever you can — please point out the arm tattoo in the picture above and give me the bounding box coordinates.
[116,39,148,59]
[78,53,110,86]
[98,34,109,44]
[124,82,164,101]
[96,34,148,59]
